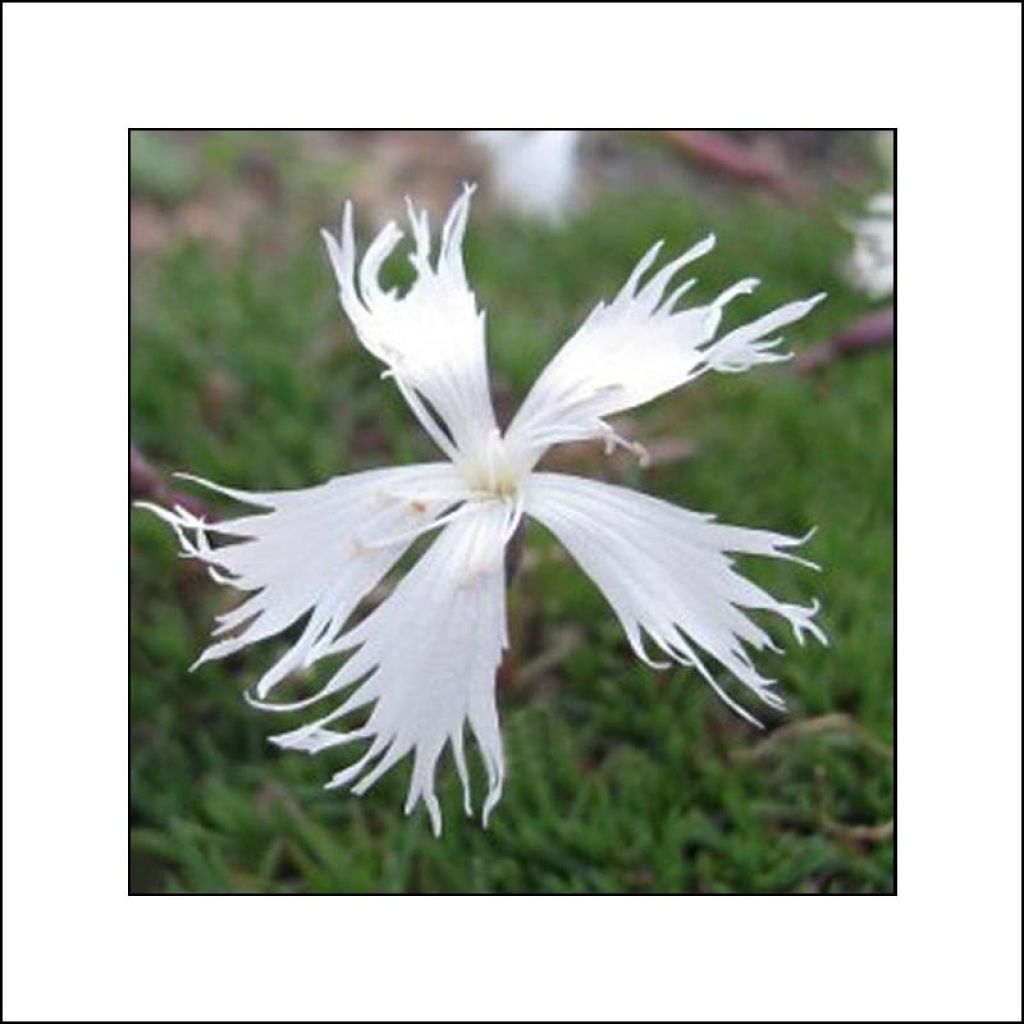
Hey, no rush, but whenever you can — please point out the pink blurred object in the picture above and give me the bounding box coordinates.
[130,445,209,518]
[796,307,894,372]
[662,130,782,185]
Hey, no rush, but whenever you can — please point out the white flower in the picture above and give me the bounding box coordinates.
[846,193,894,299]
[138,185,827,836]
[471,130,580,221]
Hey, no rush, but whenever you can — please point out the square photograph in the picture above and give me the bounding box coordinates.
[129,129,894,895]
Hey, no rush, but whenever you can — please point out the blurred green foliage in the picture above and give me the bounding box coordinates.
[131,131,200,205]
[131,131,892,893]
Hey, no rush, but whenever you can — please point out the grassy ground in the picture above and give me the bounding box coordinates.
[130,131,893,893]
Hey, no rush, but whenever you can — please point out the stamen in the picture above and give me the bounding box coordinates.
[599,424,650,467]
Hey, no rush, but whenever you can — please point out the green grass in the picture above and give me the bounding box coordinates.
[130,132,893,893]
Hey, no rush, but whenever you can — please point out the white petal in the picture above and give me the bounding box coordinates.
[846,192,894,299]
[321,186,500,467]
[269,500,511,836]
[471,130,580,221]
[524,473,826,726]
[136,463,470,699]
[504,236,824,469]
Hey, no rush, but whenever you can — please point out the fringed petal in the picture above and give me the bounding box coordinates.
[505,235,823,469]
[321,186,500,468]
[136,463,470,699]
[269,501,511,836]
[524,473,826,727]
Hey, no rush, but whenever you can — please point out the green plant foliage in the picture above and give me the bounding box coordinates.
[131,133,893,893]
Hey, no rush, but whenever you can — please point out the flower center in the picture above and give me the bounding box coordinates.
[463,429,522,500]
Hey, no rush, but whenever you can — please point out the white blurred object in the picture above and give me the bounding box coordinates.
[471,130,581,221]
[846,193,894,299]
